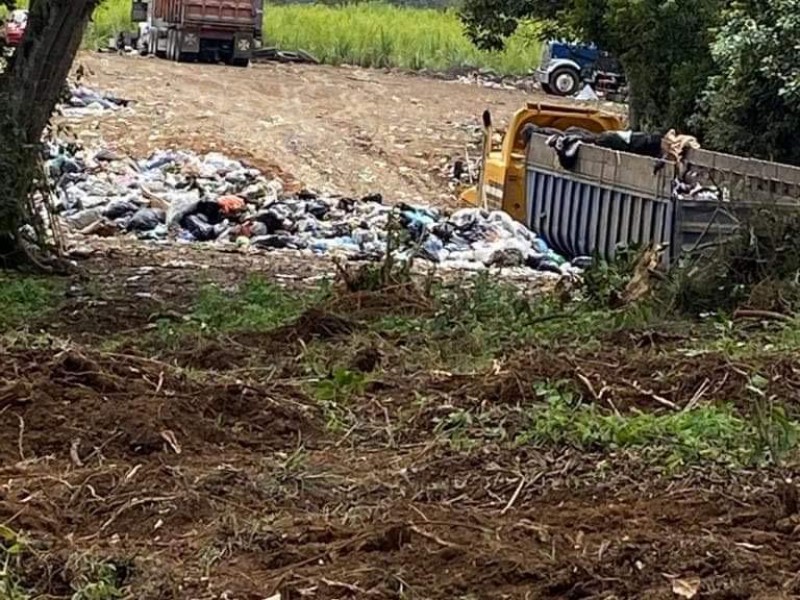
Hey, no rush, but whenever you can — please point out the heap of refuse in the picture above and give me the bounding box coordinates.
[45,141,578,275]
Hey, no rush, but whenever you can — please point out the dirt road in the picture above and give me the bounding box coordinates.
[78,53,551,204]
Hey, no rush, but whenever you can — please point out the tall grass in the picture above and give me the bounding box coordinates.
[85,0,134,48]
[264,3,542,74]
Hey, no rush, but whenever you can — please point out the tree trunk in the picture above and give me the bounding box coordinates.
[0,0,99,267]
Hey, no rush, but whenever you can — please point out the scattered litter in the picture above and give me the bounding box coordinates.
[671,577,701,599]
[60,84,132,118]
[252,47,319,64]
[44,140,581,276]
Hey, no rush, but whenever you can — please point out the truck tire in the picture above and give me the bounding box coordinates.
[540,81,553,94]
[549,67,580,96]
[169,30,183,62]
[154,29,166,59]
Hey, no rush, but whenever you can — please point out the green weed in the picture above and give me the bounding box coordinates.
[433,407,508,449]
[312,367,368,404]
[190,276,320,333]
[518,381,799,468]
[0,525,30,600]
[310,368,367,432]
[84,1,133,48]
[0,276,58,332]
[67,556,127,600]
[369,274,644,371]
[66,0,543,74]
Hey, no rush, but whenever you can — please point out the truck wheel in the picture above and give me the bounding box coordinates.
[540,82,553,94]
[154,31,166,58]
[549,67,580,96]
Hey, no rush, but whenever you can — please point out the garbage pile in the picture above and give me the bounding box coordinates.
[45,141,578,275]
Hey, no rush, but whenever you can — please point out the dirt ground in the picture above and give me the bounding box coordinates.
[0,243,798,600]
[2,56,797,599]
[73,52,580,205]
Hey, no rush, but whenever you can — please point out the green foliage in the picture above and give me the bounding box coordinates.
[70,561,124,600]
[0,525,30,600]
[83,1,134,49]
[190,276,317,332]
[312,367,368,404]
[519,381,797,467]
[310,368,367,431]
[581,246,644,308]
[665,210,800,315]
[698,0,800,165]
[0,276,57,331]
[371,273,642,371]
[77,0,543,73]
[264,2,543,74]
[460,0,721,131]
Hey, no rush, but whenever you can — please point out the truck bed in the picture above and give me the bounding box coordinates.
[525,133,800,265]
[154,0,257,28]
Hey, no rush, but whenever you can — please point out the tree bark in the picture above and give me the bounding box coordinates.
[0,0,99,267]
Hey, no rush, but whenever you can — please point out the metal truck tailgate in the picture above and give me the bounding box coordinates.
[183,0,255,26]
[525,134,675,262]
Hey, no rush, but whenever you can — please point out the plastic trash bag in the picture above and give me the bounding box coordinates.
[165,190,200,227]
[103,199,139,220]
[127,208,165,232]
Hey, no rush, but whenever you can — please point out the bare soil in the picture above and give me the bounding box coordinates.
[2,243,799,600]
[73,52,589,205]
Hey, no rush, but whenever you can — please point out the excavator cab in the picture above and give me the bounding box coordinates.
[461,102,623,223]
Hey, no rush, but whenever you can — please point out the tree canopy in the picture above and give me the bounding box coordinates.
[461,0,800,166]
[699,0,800,165]
[460,0,721,132]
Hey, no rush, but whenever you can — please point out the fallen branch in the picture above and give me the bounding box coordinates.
[501,477,526,515]
[683,378,711,413]
[576,372,620,417]
[733,309,793,323]
[16,414,25,461]
[410,525,461,549]
[100,495,177,532]
[625,380,679,411]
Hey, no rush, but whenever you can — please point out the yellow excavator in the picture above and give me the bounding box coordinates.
[460,102,624,221]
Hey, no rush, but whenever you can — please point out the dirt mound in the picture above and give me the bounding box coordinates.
[421,346,800,414]
[0,346,321,464]
[269,308,358,343]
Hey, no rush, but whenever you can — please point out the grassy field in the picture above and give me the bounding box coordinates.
[4,1,542,75]
[262,3,543,74]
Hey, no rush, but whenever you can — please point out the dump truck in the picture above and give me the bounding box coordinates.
[131,0,262,66]
[462,103,800,266]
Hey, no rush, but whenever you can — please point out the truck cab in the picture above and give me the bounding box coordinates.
[535,41,626,99]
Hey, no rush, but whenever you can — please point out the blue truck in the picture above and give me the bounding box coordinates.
[535,41,627,100]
